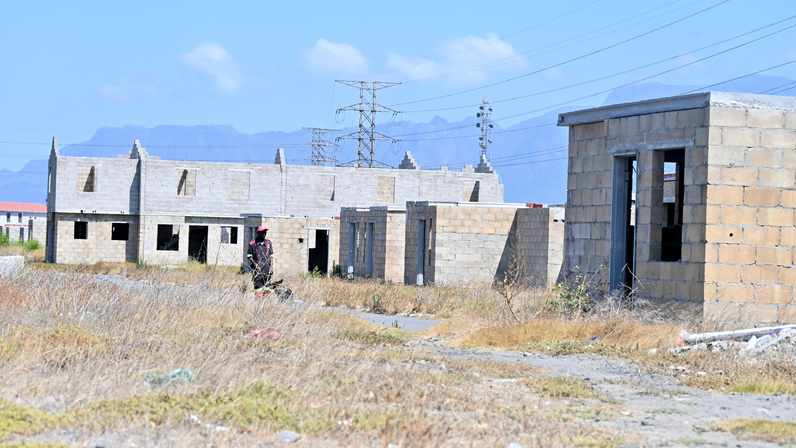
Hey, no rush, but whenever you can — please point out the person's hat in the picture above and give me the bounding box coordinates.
[256,224,269,232]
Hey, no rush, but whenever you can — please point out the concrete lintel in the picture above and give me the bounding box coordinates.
[558,93,710,126]
[408,200,528,209]
[608,138,695,156]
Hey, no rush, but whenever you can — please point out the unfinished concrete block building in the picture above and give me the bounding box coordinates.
[339,206,406,283]
[404,202,564,287]
[46,140,503,278]
[558,92,796,324]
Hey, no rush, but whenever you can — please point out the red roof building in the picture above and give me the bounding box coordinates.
[0,202,47,214]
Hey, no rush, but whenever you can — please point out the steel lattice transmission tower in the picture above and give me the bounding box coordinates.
[305,127,339,166]
[335,80,401,168]
[476,98,494,157]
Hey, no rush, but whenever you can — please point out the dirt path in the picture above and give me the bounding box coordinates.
[77,272,796,447]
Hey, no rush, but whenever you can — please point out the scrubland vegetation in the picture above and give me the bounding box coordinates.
[0,262,794,446]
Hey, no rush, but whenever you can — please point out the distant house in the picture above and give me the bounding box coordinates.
[0,201,47,243]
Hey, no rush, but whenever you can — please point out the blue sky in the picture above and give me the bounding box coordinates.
[1,0,795,170]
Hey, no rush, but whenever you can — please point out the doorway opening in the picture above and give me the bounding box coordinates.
[188,225,208,263]
[416,219,427,284]
[308,229,329,274]
[365,223,375,277]
[610,156,637,294]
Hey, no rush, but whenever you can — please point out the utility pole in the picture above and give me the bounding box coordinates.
[305,127,339,166]
[476,98,494,158]
[335,80,401,168]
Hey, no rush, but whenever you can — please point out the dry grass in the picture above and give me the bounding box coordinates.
[460,318,680,354]
[0,244,44,263]
[0,268,618,447]
[22,262,796,397]
[714,419,796,444]
[638,351,796,395]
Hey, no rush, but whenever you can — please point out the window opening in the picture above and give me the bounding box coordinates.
[74,221,88,240]
[156,224,180,251]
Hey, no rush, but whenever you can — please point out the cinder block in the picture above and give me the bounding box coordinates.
[760,129,796,148]
[746,109,785,129]
[706,185,743,205]
[705,224,742,244]
[780,190,796,208]
[778,304,796,323]
[786,111,796,130]
[720,166,757,185]
[709,146,747,166]
[717,243,756,265]
[721,206,756,225]
[704,263,742,283]
[758,167,795,189]
[741,264,778,284]
[757,207,794,226]
[781,227,796,246]
[717,283,754,302]
[755,284,793,305]
[743,187,780,207]
[756,246,792,266]
[710,107,747,127]
[742,225,780,246]
[778,267,796,286]
[722,127,760,147]
[745,148,782,168]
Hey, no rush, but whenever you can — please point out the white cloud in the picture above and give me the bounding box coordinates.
[307,38,368,76]
[181,43,241,93]
[386,54,441,81]
[388,34,526,85]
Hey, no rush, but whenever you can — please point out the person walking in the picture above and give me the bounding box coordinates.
[247,225,274,298]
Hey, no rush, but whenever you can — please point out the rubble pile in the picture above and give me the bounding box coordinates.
[672,325,796,359]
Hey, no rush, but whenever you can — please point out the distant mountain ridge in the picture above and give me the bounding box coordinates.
[4,76,795,205]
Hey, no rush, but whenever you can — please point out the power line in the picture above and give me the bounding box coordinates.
[503,0,605,38]
[481,0,693,75]
[395,25,796,144]
[304,127,339,166]
[492,156,568,168]
[391,0,732,107]
[401,13,796,113]
[488,21,796,124]
[766,81,796,95]
[335,80,402,168]
[683,58,796,94]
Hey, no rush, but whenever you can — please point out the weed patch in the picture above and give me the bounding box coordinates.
[714,419,796,444]
[529,376,599,400]
[335,328,407,346]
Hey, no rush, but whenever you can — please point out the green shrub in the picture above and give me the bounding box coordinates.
[0,233,8,246]
[548,270,594,318]
[23,240,40,251]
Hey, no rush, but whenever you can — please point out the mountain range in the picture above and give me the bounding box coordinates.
[3,75,795,205]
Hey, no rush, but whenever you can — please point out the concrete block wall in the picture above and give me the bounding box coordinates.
[48,148,502,271]
[702,100,796,324]
[137,159,503,218]
[52,213,139,264]
[405,202,521,286]
[404,203,437,285]
[562,104,709,304]
[339,207,406,283]
[51,156,140,215]
[513,207,565,288]
[137,215,244,267]
[244,215,339,279]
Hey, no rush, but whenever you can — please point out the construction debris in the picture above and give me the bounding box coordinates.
[144,368,194,386]
[674,326,796,357]
[680,324,796,344]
